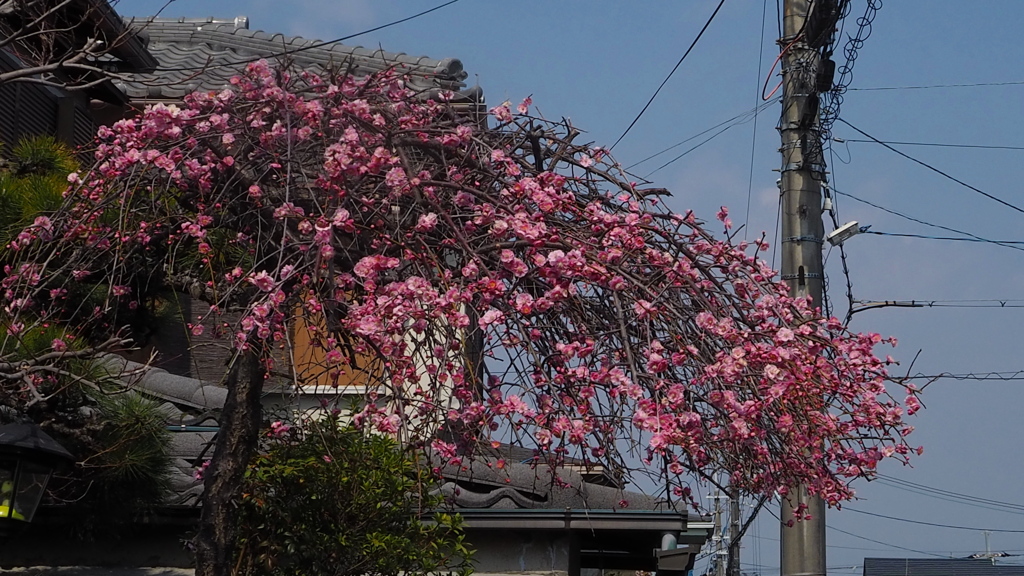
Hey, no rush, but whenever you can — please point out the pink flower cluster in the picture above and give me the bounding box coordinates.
[3,60,922,512]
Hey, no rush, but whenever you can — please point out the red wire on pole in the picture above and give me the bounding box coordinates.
[762,34,804,101]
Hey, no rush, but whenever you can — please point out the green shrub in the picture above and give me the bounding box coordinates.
[0,136,77,235]
[235,417,472,576]
[62,392,172,538]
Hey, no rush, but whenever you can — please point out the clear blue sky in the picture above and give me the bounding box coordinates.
[123,0,1024,571]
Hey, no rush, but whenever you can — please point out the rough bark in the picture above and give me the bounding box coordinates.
[194,344,266,576]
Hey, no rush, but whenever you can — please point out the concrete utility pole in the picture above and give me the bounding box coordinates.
[712,488,727,576]
[778,1,827,576]
[729,495,742,576]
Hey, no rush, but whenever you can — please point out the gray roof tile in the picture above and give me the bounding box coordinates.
[168,431,216,459]
[97,354,226,410]
[117,17,471,100]
[166,457,204,506]
[437,456,674,512]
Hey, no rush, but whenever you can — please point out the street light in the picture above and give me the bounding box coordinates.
[826,221,870,246]
[0,423,73,528]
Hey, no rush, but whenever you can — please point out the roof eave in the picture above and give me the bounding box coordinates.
[453,508,689,532]
[87,2,158,72]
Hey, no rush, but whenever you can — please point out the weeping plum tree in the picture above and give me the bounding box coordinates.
[0,61,921,576]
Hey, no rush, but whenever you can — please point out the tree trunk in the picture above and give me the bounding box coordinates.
[195,344,266,576]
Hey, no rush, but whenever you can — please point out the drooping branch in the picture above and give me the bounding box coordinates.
[0,63,921,555]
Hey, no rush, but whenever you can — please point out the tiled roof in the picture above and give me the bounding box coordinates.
[864,559,1024,576]
[165,430,214,506]
[96,358,662,513]
[436,454,674,512]
[98,355,226,411]
[97,354,223,507]
[117,17,472,100]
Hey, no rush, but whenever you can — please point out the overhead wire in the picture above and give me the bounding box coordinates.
[843,507,1024,533]
[871,481,1024,517]
[775,0,782,38]
[645,102,780,177]
[643,107,775,177]
[760,34,803,101]
[764,504,946,558]
[905,371,1024,382]
[873,474,1024,515]
[626,100,776,171]
[827,524,949,558]
[839,138,1024,151]
[739,565,916,573]
[853,299,1024,311]
[850,80,1024,91]
[747,531,943,553]
[610,0,727,151]
[144,0,462,73]
[744,0,771,239]
[837,118,1024,216]
[849,298,1024,317]
[831,188,1024,253]
[864,230,1024,246]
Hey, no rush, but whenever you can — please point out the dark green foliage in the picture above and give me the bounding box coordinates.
[0,136,77,236]
[10,136,78,175]
[89,392,172,507]
[235,417,473,576]
[55,391,172,539]
[0,137,174,537]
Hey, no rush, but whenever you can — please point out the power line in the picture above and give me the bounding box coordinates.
[832,188,1024,253]
[645,101,777,177]
[839,138,1024,151]
[843,507,1024,533]
[744,0,770,239]
[876,474,1024,513]
[906,371,1024,382]
[628,100,776,174]
[854,299,1024,309]
[865,230,1024,245]
[626,100,770,168]
[878,476,1024,510]
[740,566,893,573]
[646,129,727,176]
[827,524,947,558]
[849,298,1024,316]
[765,503,946,558]
[836,118,1024,216]
[610,0,727,151]
[748,531,944,553]
[871,477,1024,517]
[149,0,462,73]
[849,80,1024,91]
[907,371,1024,382]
